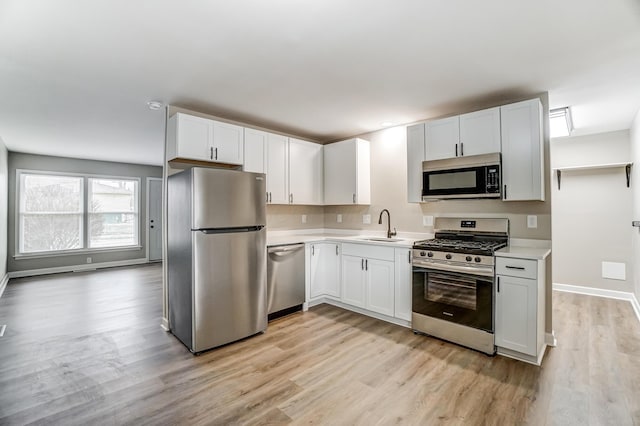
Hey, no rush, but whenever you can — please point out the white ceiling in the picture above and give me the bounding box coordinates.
[1,0,639,166]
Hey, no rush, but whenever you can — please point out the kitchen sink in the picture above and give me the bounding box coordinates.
[358,237,405,243]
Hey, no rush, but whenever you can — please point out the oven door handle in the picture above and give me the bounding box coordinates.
[413,261,494,277]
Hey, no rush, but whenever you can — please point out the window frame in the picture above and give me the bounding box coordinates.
[15,169,142,258]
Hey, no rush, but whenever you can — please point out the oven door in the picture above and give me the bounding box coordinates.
[412,266,493,332]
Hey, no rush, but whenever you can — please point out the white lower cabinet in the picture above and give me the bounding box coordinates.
[394,248,412,321]
[341,243,395,316]
[309,242,340,300]
[495,256,546,363]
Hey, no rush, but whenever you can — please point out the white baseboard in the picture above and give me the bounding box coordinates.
[0,274,8,298]
[545,331,557,347]
[7,258,150,279]
[161,317,170,331]
[554,282,640,324]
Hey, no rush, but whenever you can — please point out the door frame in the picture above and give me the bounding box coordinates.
[146,177,163,262]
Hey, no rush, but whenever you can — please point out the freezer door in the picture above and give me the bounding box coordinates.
[192,168,266,229]
[192,227,267,352]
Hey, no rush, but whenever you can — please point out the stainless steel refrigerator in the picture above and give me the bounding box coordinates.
[167,167,267,353]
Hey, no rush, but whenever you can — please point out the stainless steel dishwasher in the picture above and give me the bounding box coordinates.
[267,243,305,320]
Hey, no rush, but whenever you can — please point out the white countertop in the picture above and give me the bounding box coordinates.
[496,245,551,260]
[267,230,431,248]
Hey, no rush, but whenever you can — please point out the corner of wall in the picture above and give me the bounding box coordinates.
[0,136,8,294]
[630,109,640,301]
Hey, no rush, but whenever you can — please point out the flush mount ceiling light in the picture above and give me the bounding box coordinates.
[549,107,573,138]
[380,121,396,127]
[146,100,164,110]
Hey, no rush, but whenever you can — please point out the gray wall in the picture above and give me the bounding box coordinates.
[631,111,640,301]
[7,152,162,274]
[551,130,633,292]
[0,138,7,283]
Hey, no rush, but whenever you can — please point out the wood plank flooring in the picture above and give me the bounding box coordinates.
[1,264,639,425]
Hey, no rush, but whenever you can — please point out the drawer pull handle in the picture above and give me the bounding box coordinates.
[505,266,526,270]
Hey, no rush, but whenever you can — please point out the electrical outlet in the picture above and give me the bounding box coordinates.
[337,214,342,223]
[423,215,434,227]
[86,257,92,264]
[301,214,307,224]
[527,215,537,229]
[363,214,371,225]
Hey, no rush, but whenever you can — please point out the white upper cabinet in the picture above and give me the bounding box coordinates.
[266,133,289,204]
[212,121,244,165]
[324,138,371,205]
[167,113,243,165]
[500,99,544,201]
[243,128,267,174]
[459,107,501,156]
[406,123,426,203]
[425,107,501,161]
[425,116,459,160]
[289,138,324,205]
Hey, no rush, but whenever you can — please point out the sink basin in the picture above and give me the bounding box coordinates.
[359,237,404,243]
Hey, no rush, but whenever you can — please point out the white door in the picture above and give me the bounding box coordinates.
[212,120,244,165]
[341,255,366,308]
[394,248,412,321]
[176,113,211,161]
[148,178,163,261]
[459,107,501,156]
[243,128,266,173]
[266,134,289,204]
[324,139,357,205]
[289,138,323,205]
[406,123,426,203]
[425,116,459,161]
[366,259,395,316]
[323,243,341,298]
[309,243,324,298]
[495,274,537,355]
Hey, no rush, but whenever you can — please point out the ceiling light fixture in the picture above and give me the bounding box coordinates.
[147,100,164,110]
[549,107,573,138]
[380,121,396,127]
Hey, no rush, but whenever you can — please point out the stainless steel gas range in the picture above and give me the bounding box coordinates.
[412,217,509,355]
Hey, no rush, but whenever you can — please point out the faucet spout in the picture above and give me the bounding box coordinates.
[378,209,397,239]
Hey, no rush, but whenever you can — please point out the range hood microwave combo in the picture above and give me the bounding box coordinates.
[422,153,501,201]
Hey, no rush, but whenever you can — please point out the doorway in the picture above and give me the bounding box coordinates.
[147,177,163,262]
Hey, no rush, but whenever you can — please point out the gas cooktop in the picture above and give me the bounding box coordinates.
[413,238,507,256]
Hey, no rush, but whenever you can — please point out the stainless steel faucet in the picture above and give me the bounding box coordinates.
[378,209,397,239]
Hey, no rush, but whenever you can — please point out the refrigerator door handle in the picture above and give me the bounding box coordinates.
[198,225,265,234]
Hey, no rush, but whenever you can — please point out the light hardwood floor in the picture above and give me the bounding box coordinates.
[0,264,639,425]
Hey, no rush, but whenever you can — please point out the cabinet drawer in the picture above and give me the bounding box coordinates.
[496,257,537,279]
[342,243,395,261]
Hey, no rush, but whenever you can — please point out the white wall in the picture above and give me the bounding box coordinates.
[631,111,640,300]
[0,137,8,292]
[551,130,633,292]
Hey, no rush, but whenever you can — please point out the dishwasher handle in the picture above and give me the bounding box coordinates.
[268,243,305,254]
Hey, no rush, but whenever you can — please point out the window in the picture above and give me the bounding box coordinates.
[17,171,140,255]
[88,178,139,248]
[19,173,84,254]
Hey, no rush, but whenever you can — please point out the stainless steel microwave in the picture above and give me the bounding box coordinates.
[422,153,501,201]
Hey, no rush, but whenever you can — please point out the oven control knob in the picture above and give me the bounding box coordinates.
[445,254,452,260]
[466,256,472,262]
[420,251,426,257]
[474,257,482,263]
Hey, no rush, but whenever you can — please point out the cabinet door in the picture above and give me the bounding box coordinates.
[266,134,289,204]
[495,274,537,356]
[323,243,341,298]
[243,128,266,173]
[174,113,211,161]
[341,255,366,308]
[394,248,412,321]
[425,116,459,161]
[406,124,426,203]
[212,121,244,165]
[309,243,325,299]
[366,259,395,317]
[324,139,357,205]
[500,99,544,201]
[289,138,323,205]
[459,107,501,156]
